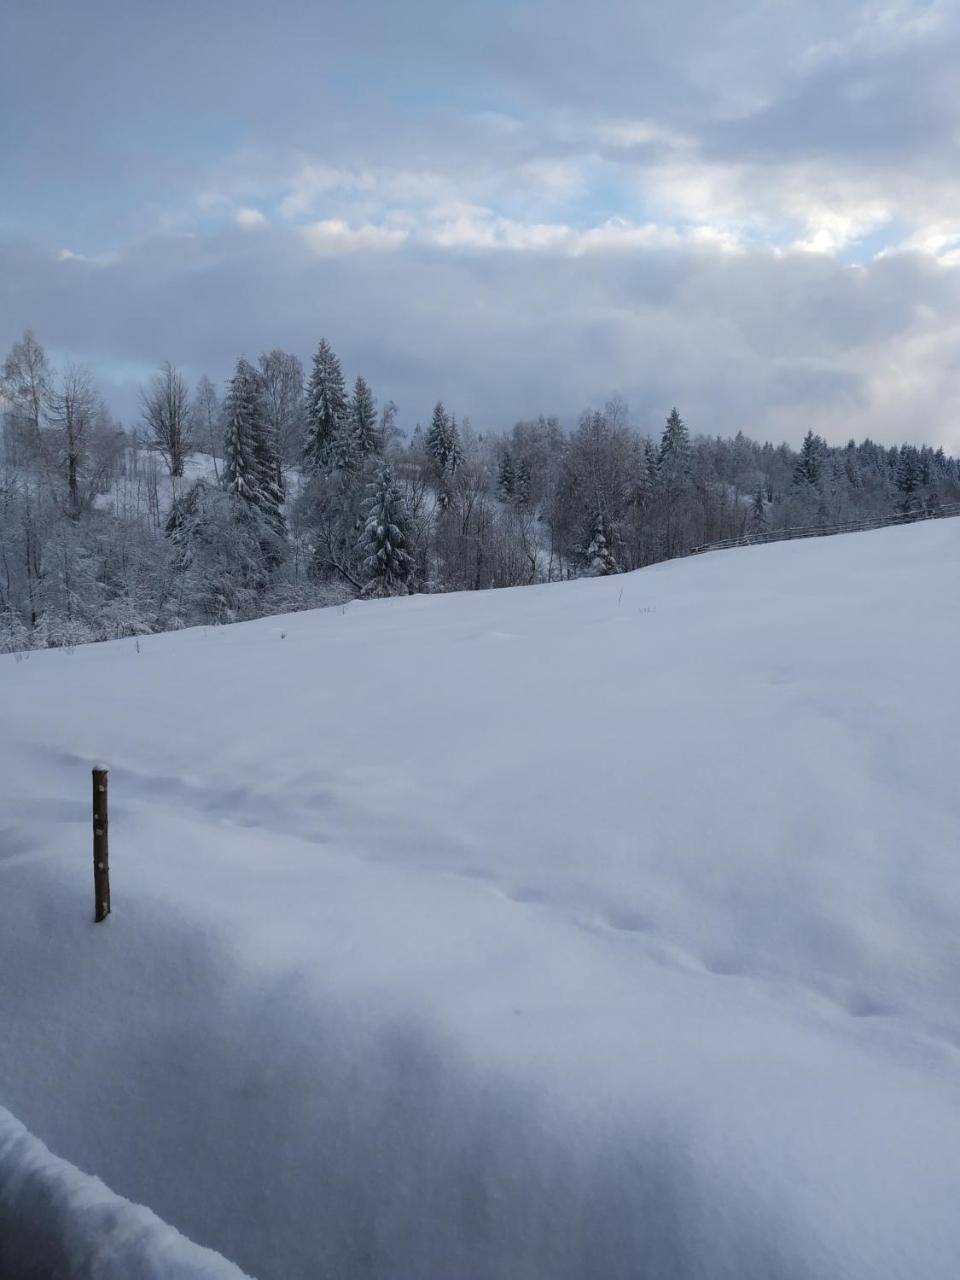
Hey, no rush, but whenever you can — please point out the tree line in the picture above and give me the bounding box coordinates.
[1,327,958,653]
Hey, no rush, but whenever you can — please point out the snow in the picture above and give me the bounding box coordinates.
[1,519,959,1278]
[0,1107,250,1279]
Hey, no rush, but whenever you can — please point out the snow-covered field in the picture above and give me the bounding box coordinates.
[1,519,958,1279]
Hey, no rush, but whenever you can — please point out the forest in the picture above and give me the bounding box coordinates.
[2,327,958,653]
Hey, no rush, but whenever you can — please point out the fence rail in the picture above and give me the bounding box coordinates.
[690,500,960,557]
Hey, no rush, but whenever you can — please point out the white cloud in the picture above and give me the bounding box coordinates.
[575,218,682,253]
[279,165,377,219]
[428,206,571,252]
[56,247,120,267]
[234,207,267,229]
[301,218,408,254]
[791,203,892,254]
[424,208,734,255]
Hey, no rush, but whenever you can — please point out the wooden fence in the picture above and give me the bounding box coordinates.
[690,500,960,557]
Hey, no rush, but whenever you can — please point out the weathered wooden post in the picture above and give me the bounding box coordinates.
[92,767,110,923]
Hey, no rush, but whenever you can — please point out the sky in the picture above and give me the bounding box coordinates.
[2,0,960,448]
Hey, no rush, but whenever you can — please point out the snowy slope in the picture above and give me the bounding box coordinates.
[1,519,958,1279]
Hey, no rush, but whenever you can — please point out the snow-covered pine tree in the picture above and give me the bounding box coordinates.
[360,465,413,596]
[252,399,286,537]
[222,357,286,538]
[166,478,273,622]
[427,401,462,507]
[447,414,463,474]
[166,477,207,551]
[427,401,463,476]
[751,483,767,530]
[843,440,863,491]
[222,358,262,503]
[584,509,620,575]
[304,339,347,474]
[349,375,382,459]
[498,450,515,499]
[794,429,824,488]
[896,444,922,497]
[427,401,450,472]
[658,408,691,495]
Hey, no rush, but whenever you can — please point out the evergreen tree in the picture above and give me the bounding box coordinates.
[349,375,382,459]
[222,357,286,538]
[751,483,767,530]
[447,414,463,474]
[896,444,922,496]
[360,465,413,596]
[252,400,285,536]
[222,358,262,503]
[794,429,824,488]
[844,440,862,490]
[304,339,347,474]
[427,401,462,476]
[166,478,274,621]
[426,401,463,508]
[658,408,691,495]
[584,509,620,575]
[426,402,448,469]
[498,450,515,499]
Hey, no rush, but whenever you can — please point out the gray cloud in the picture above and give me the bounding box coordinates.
[4,225,959,450]
[3,0,960,450]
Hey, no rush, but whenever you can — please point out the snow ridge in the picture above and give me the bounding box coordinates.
[0,1107,252,1280]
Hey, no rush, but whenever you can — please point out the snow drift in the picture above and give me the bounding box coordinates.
[0,1106,250,1279]
[1,519,959,1278]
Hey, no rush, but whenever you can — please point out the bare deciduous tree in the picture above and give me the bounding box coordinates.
[2,329,51,468]
[190,375,222,480]
[259,349,304,487]
[46,365,99,519]
[140,361,191,479]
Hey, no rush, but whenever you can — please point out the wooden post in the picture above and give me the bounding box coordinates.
[92,767,110,923]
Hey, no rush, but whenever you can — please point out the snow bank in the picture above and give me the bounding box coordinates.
[0,1106,251,1279]
[2,519,960,1277]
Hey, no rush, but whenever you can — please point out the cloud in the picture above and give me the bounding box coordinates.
[301,219,408,253]
[233,207,267,229]
[4,223,960,456]
[4,0,960,450]
[427,210,571,252]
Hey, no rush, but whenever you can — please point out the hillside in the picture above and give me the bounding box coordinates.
[1,519,959,1279]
